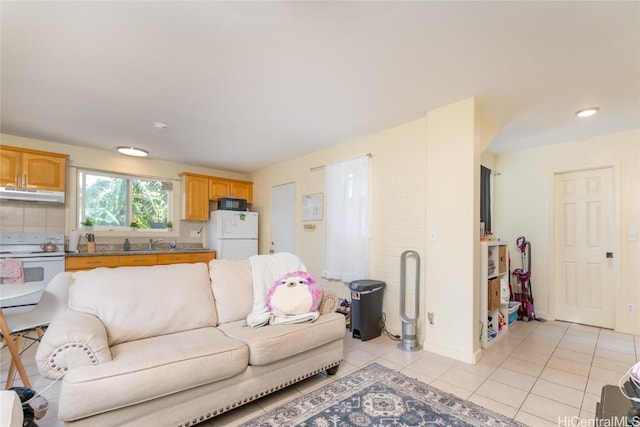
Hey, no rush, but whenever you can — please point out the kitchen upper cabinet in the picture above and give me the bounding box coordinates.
[179,173,209,221]
[0,146,68,191]
[180,172,254,221]
[209,177,253,203]
[230,180,253,203]
[0,150,20,187]
[209,177,230,201]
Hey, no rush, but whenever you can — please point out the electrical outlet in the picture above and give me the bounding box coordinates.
[190,230,200,238]
[427,312,434,325]
[628,304,635,314]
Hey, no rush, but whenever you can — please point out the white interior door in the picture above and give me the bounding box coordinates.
[271,183,296,254]
[554,167,617,328]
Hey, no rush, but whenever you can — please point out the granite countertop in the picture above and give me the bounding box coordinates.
[66,248,213,257]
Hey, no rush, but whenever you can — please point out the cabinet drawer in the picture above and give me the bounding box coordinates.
[66,256,120,271]
[157,253,191,265]
[119,254,157,266]
[189,252,216,263]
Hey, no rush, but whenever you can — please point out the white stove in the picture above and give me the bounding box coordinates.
[0,232,66,314]
[0,232,65,257]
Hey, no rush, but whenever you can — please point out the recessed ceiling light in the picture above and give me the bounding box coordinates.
[117,146,149,157]
[575,107,600,118]
[152,121,168,130]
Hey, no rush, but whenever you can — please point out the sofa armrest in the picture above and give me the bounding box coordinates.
[36,308,112,379]
[319,289,339,314]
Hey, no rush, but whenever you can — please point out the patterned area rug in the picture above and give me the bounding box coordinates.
[241,363,525,427]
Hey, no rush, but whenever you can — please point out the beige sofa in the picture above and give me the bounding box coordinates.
[35,259,345,426]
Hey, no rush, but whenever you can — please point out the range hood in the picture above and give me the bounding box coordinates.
[0,187,65,204]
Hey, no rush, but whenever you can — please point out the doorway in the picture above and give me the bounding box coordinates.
[271,182,296,254]
[554,167,618,328]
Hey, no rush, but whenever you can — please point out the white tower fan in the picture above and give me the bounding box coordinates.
[398,250,422,351]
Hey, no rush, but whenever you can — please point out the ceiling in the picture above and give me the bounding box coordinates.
[2,1,639,173]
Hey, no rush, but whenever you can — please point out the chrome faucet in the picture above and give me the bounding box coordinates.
[149,239,164,250]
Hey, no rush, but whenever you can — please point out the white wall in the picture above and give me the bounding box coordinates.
[251,117,429,345]
[496,129,640,334]
[424,98,482,363]
[252,97,485,363]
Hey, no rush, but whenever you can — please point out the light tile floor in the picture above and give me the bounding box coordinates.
[1,320,637,426]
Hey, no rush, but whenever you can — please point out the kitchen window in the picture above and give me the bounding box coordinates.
[77,170,173,231]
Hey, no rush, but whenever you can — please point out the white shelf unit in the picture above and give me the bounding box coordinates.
[480,241,510,348]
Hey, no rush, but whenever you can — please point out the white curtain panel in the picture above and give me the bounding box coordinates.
[321,155,370,282]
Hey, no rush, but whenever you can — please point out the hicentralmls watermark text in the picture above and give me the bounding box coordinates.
[558,416,640,427]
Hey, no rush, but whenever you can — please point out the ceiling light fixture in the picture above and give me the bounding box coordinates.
[575,107,600,118]
[152,121,168,130]
[117,146,149,157]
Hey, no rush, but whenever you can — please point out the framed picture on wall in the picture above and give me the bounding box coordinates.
[302,193,323,221]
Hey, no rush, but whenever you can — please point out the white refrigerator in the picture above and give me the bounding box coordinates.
[206,210,258,260]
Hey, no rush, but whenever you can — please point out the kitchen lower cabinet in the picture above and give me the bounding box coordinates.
[66,251,216,271]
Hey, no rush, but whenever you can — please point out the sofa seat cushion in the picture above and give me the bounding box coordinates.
[69,263,217,345]
[58,327,248,421]
[218,312,345,366]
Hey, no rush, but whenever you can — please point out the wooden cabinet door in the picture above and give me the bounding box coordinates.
[22,152,66,191]
[230,181,253,203]
[181,174,209,221]
[209,178,230,200]
[209,178,253,202]
[0,149,20,187]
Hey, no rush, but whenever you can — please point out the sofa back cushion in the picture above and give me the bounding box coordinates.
[208,259,253,323]
[69,263,217,346]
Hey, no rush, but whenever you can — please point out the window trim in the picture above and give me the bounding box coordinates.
[76,168,178,236]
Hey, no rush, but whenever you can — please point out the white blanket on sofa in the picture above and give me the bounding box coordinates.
[246,252,313,328]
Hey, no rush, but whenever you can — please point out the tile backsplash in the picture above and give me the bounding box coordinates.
[0,201,65,233]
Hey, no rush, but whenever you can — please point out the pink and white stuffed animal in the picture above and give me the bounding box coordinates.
[266,271,322,316]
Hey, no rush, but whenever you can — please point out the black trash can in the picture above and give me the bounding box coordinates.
[349,279,386,341]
